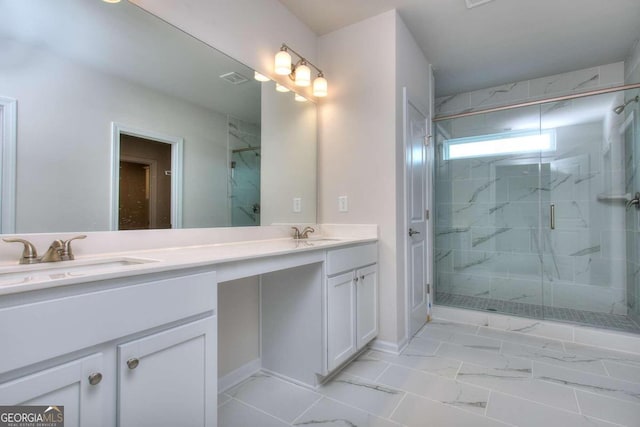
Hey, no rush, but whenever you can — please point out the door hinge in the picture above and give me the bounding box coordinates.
[424,135,432,146]
[425,209,430,220]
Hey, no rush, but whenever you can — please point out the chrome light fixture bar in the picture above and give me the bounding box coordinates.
[274,43,327,97]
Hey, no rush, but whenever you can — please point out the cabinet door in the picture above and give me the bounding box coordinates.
[327,271,357,371]
[0,354,104,427]
[356,264,378,349]
[117,317,217,427]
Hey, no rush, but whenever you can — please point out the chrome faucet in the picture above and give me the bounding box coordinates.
[3,235,87,264]
[291,226,315,240]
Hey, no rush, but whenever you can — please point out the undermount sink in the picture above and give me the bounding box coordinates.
[0,257,158,287]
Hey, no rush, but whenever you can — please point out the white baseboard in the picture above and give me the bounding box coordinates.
[218,358,261,392]
[369,337,408,355]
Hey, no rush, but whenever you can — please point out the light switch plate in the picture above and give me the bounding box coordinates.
[293,197,302,213]
[338,196,348,212]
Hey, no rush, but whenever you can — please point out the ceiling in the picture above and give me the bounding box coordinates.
[278,0,640,97]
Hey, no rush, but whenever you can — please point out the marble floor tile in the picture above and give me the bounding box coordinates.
[226,373,321,422]
[436,342,532,370]
[419,319,481,335]
[563,342,640,367]
[219,399,290,427]
[456,362,578,412]
[486,392,618,427]
[576,389,640,426]
[400,335,441,356]
[377,364,490,415]
[292,397,401,427]
[218,319,640,426]
[477,326,565,351]
[342,352,391,381]
[390,394,510,427]
[603,360,640,384]
[501,341,608,375]
[533,361,640,404]
[420,328,502,352]
[319,373,405,418]
[367,350,462,379]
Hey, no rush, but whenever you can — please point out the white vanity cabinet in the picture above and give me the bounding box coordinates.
[0,270,217,427]
[0,354,104,427]
[326,243,378,372]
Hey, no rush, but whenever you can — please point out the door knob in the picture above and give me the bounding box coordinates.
[88,372,102,386]
[408,228,420,237]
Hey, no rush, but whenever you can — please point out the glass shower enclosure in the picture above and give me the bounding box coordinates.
[434,87,640,333]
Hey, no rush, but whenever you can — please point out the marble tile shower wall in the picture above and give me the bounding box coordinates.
[228,116,261,226]
[435,62,624,117]
[624,98,640,325]
[435,100,630,316]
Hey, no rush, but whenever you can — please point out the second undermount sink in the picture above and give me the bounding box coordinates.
[0,257,158,287]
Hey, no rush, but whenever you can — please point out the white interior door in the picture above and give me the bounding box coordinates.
[405,89,429,338]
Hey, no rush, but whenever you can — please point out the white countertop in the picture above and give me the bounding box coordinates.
[0,236,376,296]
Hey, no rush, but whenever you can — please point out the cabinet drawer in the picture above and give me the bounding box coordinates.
[0,271,217,374]
[326,243,377,276]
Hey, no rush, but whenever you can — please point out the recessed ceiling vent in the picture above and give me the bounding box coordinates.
[465,0,495,9]
[219,72,249,85]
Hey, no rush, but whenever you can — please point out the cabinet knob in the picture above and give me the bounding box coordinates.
[354,277,359,282]
[88,372,102,386]
[127,358,140,370]
[360,275,365,280]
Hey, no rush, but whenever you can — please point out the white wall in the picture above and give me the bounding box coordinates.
[261,82,317,225]
[318,10,430,347]
[0,41,230,232]
[394,14,431,342]
[131,0,318,100]
[218,276,260,377]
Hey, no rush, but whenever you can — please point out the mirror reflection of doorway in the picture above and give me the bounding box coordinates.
[119,135,172,230]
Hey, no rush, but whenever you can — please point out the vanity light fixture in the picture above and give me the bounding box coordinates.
[294,93,307,102]
[254,71,270,82]
[102,0,121,3]
[275,83,290,93]
[274,43,328,97]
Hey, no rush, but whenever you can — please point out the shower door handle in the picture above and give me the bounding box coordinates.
[550,204,555,230]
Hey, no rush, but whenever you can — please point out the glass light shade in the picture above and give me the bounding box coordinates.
[254,71,270,82]
[275,84,290,93]
[294,93,307,102]
[274,50,292,75]
[294,63,311,87]
[102,0,121,3]
[313,76,328,97]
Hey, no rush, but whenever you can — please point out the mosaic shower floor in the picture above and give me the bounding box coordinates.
[436,292,640,334]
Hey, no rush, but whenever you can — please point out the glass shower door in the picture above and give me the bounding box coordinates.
[434,105,545,316]
[540,93,632,329]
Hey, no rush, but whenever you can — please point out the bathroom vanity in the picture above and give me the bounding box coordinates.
[0,233,377,427]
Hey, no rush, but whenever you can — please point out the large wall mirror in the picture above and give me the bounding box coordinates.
[0,0,317,233]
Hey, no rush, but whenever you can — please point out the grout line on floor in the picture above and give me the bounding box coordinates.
[289,394,324,425]
[372,361,393,383]
[572,387,586,416]
[387,392,407,421]
[483,390,492,417]
[225,397,295,426]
